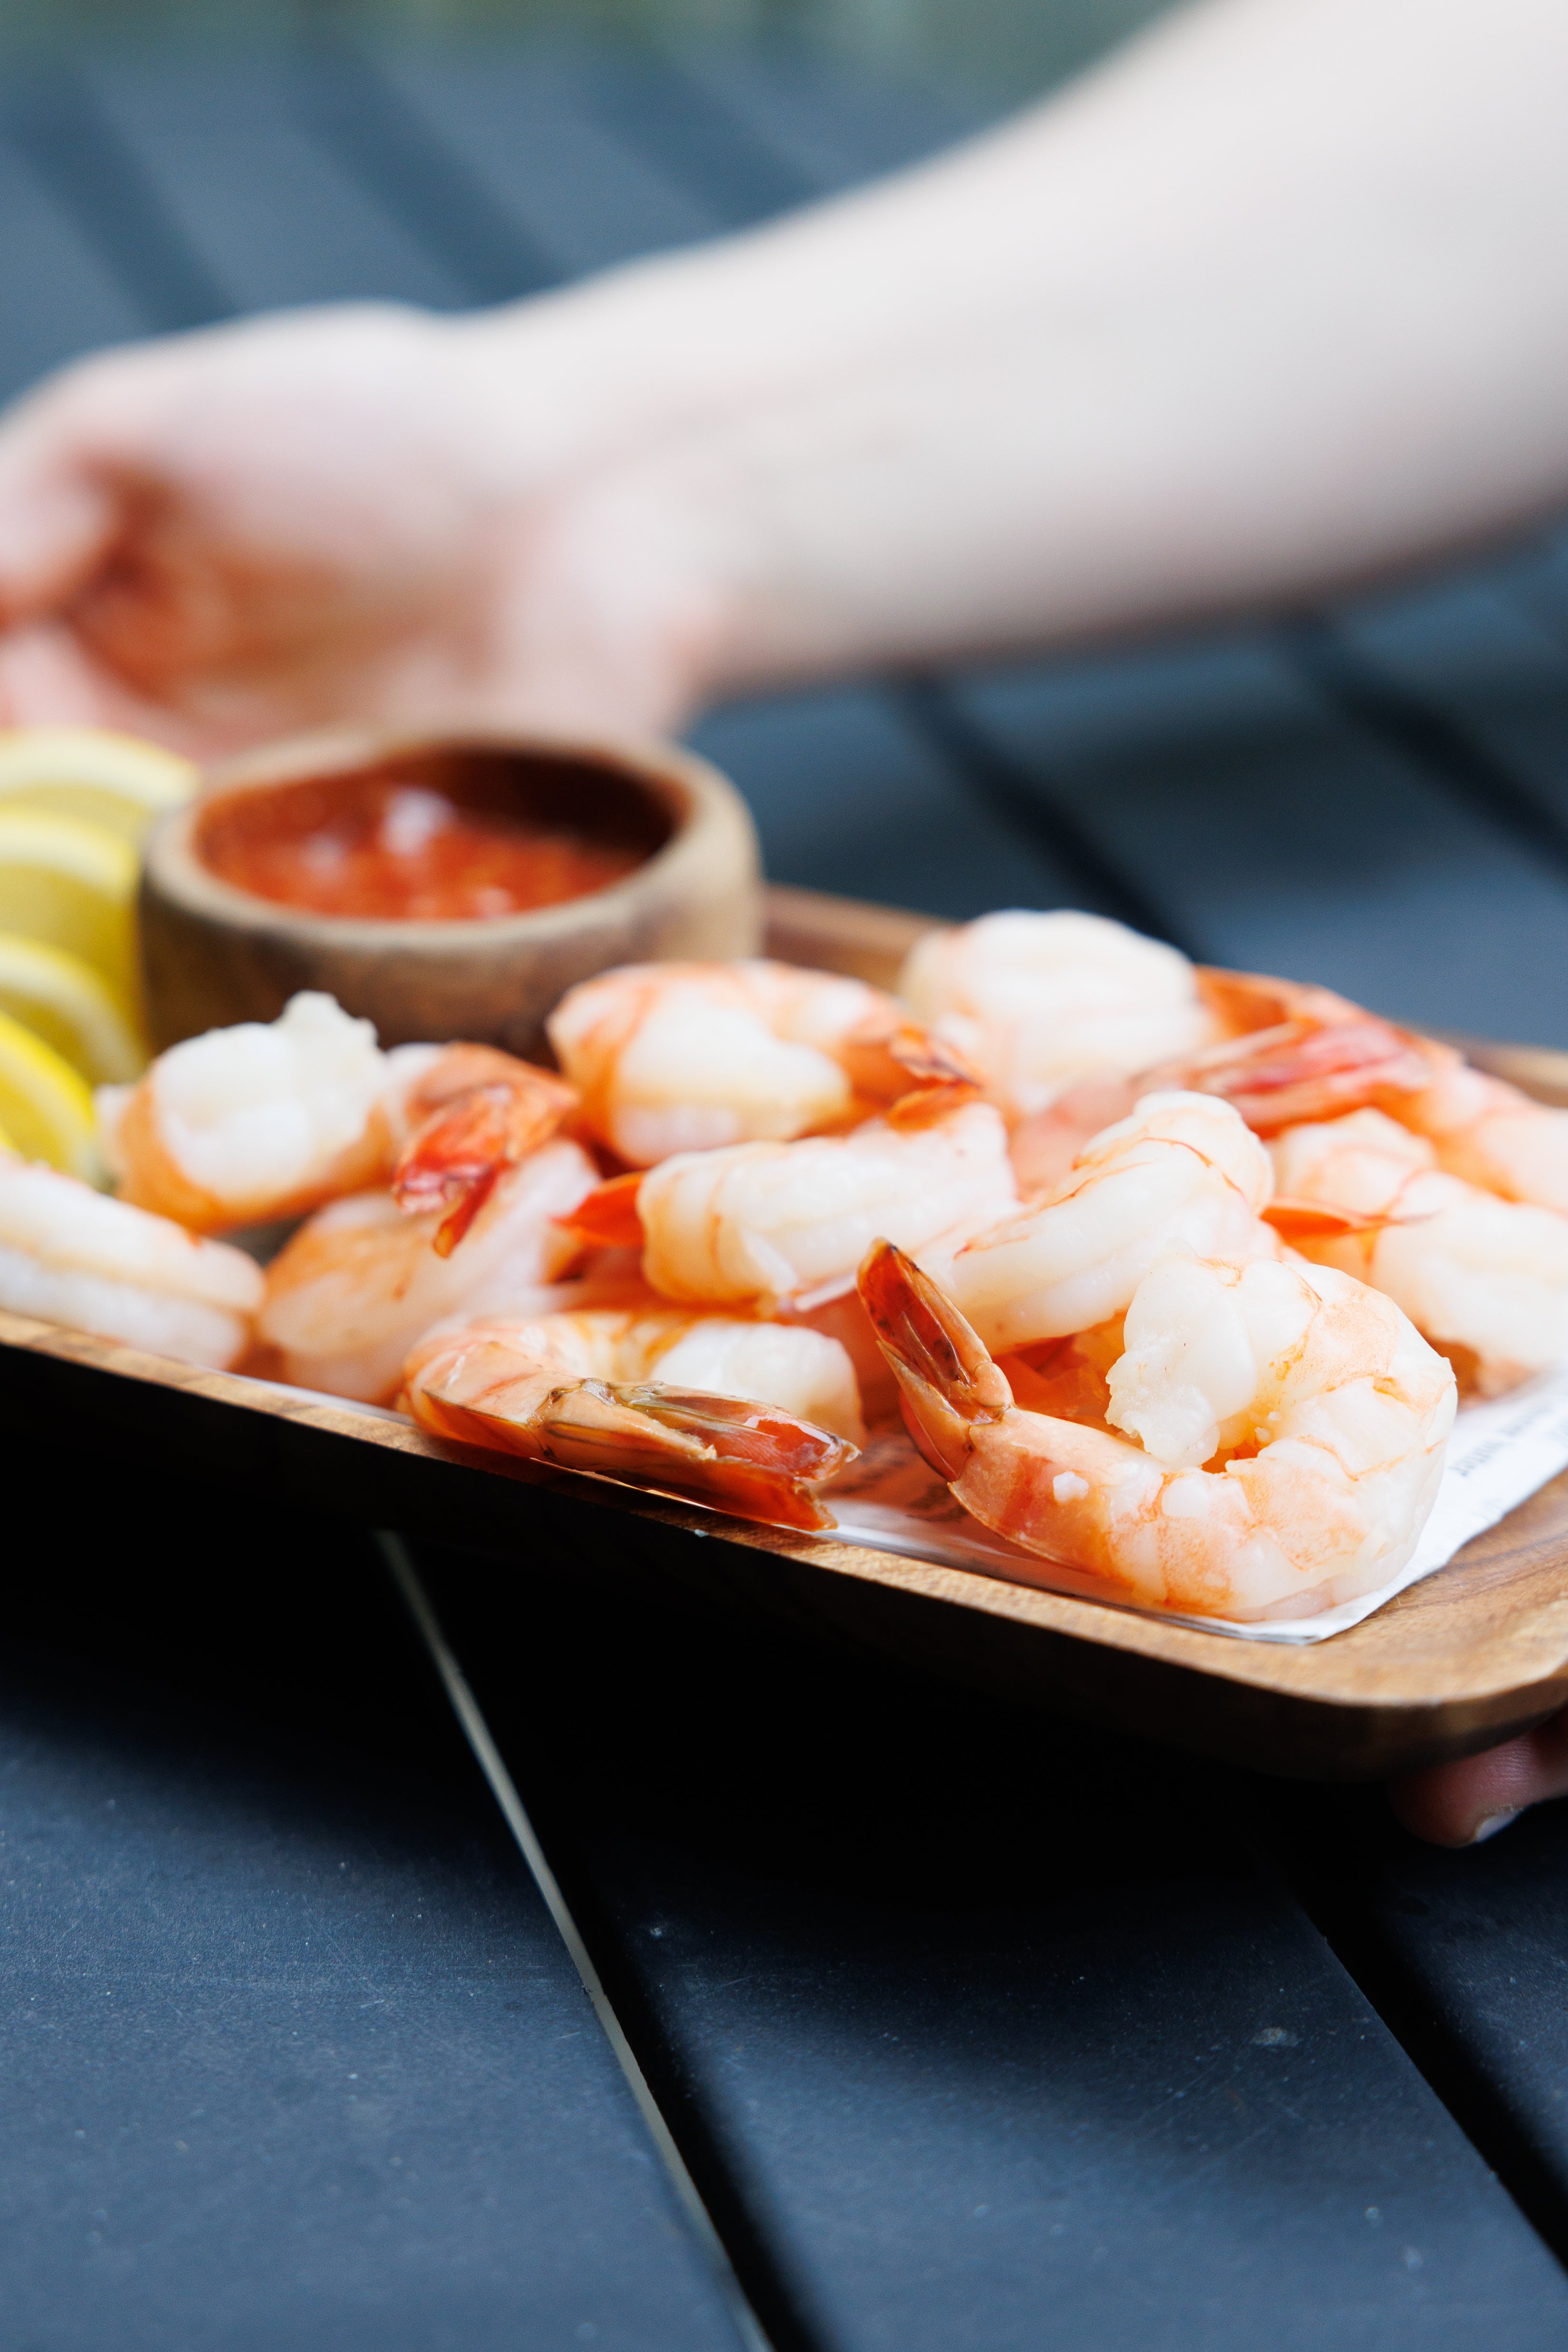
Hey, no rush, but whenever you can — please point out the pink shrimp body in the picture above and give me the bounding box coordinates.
[258,1138,599,1402]
[900,910,1219,1120]
[933,1091,1280,1355]
[0,1152,263,1370]
[635,1094,1018,1312]
[100,993,579,1237]
[1269,1109,1568,1392]
[861,1240,1454,1622]
[1175,967,1568,1213]
[1394,1059,1568,1213]
[547,957,969,1168]
[99,991,394,1232]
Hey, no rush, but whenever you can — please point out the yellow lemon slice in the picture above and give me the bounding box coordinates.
[0,1008,98,1175]
[0,810,139,1006]
[0,727,196,845]
[0,933,144,1084]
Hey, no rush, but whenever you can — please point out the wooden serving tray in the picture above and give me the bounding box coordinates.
[6,882,1568,1784]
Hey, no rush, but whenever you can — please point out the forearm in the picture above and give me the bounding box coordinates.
[467,0,1568,704]
[3,0,1562,748]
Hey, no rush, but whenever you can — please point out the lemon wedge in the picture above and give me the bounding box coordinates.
[0,1008,98,1175]
[0,727,195,845]
[0,933,144,1083]
[0,810,139,1006]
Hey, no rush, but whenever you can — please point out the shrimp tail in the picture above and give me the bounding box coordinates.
[857,1239,1012,1477]
[839,1013,984,1108]
[410,1363,855,1532]
[557,1170,645,1252]
[541,1382,856,1529]
[1263,1196,1397,1241]
[394,1070,574,1254]
[1143,1018,1434,1134]
[1194,966,1365,1033]
[885,1081,983,1131]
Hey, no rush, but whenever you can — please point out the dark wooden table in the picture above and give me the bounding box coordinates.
[7,38,1568,2349]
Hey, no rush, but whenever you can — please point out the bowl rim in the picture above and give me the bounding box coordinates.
[144,721,749,950]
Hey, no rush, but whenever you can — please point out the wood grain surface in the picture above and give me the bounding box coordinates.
[7,879,1568,1782]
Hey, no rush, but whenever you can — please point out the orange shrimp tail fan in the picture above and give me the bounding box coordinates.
[1262,1197,1436,1241]
[556,1170,645,1251]
[885,1081,982,1131]
[1145,1017,1433,1135]
[394,1069,573,1255]
[1194,966,1366,1034]
[419,1374,856,1533]
[589,1383,857,1529]
[839,1012,984,1109]
[857,1239,1011,1478]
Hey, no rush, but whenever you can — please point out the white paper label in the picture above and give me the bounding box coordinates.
[823,1367,1568,1645]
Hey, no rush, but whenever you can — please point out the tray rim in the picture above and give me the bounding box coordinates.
[8,879,1568,1777]
[8,1296,1567,1710]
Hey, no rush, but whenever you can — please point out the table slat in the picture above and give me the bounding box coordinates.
[678,43,989,188]
[1501,527,1568,652]
[690,685,1095,919]
[418,1540,1568,2352]
[1361,1802,1568,2227]
[77,54,467,314]
[0,137,148,400]
[3,64,230,332]
[1315,572,1568,870]
[948,636,1568,1039]
[0,1448,746,2349]
[376,45,720,278]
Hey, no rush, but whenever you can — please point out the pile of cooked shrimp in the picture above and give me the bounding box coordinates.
[6,908,1568,1624]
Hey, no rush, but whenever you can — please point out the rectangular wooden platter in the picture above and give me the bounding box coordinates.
[8,881,1568,1785]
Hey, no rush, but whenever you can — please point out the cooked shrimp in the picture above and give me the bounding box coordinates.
[900,911,1218,1121]
[0,1152,263,1369]
[1007,1076,1145,1199]
[586,1093,1017,1313]
[258,1137,599,1402]
[1269,1109,1568,1393]
[1141,1007,1433,1136]
[560,1174,906,1415]
[774,1286,904,1424]
[100,993,577,1235]
[404,1310,860,1531]
[1009,978,1432,1191]
[99,992,392,1231]
[1171,967,1568,1212]
[1391,1056,1568,1214]
[860,1239,1454,1622]
[1195,965,1370,1038]
[932,1091,1280,1355]
[387,1043,577,1251]
[547,958,971,1168]
[410,1306,862,1442]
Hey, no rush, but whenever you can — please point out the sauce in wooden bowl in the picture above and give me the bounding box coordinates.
[142,726,760,1059]
[195,748,666,922]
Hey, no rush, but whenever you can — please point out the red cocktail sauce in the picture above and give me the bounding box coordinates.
[202,779,646,922]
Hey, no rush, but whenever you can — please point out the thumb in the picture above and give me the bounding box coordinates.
[0,430,119,627]
[1389,1705,1568,1845]
[0,347,156,626]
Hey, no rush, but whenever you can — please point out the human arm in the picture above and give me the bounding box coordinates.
[0,0,1568,748]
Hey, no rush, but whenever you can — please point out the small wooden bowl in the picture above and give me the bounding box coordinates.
[139,725,763,1056]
